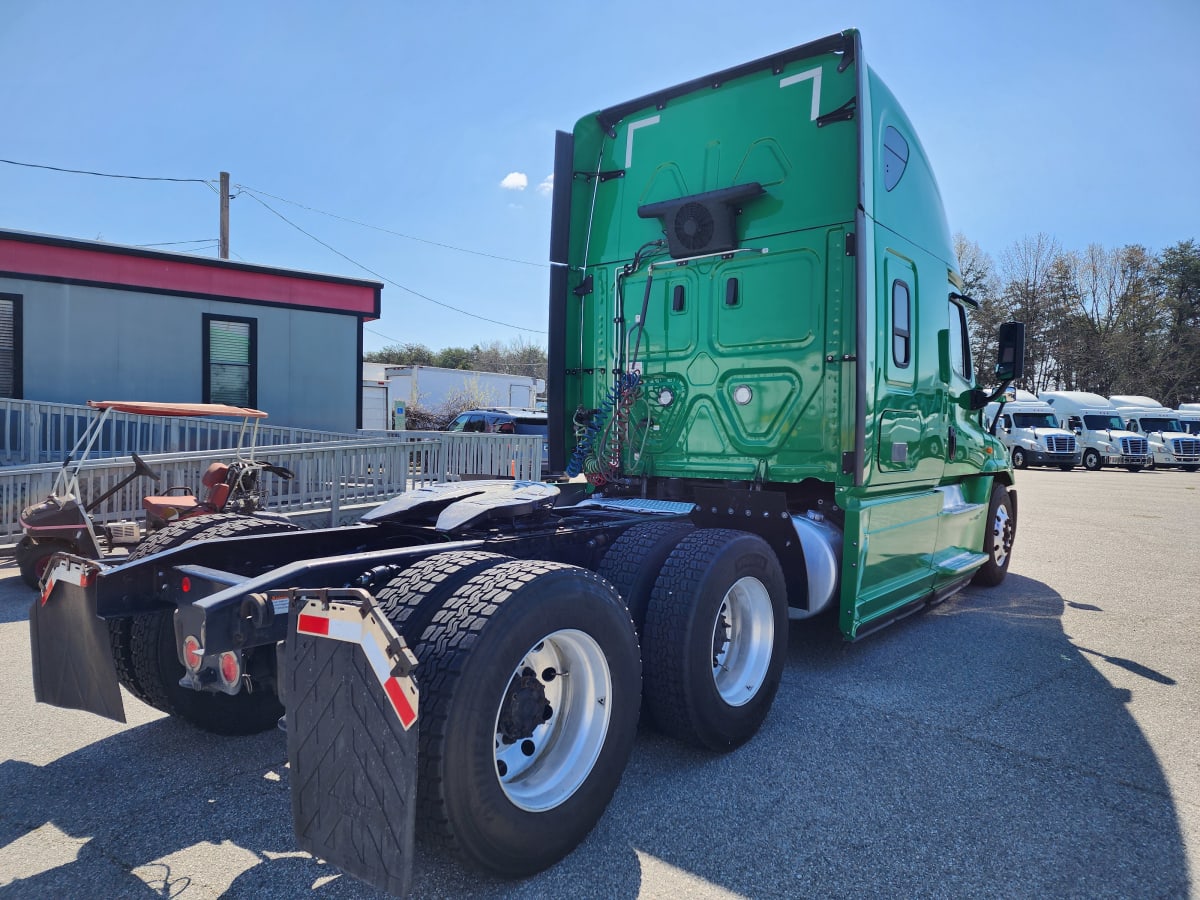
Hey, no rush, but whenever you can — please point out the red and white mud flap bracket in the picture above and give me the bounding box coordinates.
[276,587,419,898]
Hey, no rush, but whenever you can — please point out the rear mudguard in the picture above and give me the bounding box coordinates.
[29,555,126,722]
[280,588,418,898]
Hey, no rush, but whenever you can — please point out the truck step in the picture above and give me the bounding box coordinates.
[933,550,989,575]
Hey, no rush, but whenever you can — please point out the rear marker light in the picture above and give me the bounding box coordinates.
[218,651,241,687]
[181,576,191,593]
[183,636,203,671]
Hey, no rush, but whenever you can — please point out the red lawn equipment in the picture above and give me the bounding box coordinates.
[16,400,294,588]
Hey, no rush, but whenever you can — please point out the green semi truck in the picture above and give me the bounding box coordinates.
[31,29,1023,897]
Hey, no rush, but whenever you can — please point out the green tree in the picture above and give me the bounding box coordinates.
[1153,240,1200,404]
[363,342,435,365]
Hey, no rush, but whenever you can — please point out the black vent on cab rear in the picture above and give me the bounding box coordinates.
[674,202,715,251]
[639,182,764,259]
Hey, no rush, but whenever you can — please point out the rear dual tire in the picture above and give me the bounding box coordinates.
[641,529,788,752]
[381,554,640,877]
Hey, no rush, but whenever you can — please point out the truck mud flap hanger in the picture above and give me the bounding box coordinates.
[279,587,420,898]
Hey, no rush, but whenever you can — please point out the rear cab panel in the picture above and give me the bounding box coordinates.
[550,30,1008,637]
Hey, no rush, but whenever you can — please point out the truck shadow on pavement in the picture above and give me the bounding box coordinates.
[0,572,1187,898]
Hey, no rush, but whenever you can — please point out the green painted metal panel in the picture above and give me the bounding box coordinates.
[552,29,1016,640]
[562,40,858,485]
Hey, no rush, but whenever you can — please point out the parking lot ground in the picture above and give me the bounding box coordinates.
[1,468,1197,898]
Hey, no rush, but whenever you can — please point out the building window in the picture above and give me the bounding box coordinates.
[892,280,911,368]
[0,294,21,399]
[203,314,256,407]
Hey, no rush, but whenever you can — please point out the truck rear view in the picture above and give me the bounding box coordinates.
[549,28,1021,638]
[28,27,1025,898]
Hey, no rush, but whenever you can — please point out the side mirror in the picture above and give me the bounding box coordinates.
[994,322,1025,382]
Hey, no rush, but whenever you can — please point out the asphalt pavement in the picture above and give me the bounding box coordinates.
[1,468,1197,898]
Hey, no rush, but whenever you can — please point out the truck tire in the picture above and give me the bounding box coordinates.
[641,529,787,752]
[1185,465,1199,473]
[127,515,299,733]
[1059,463,1075,471]
[16,537,77,590]
[375,550,512,644]
[403,559,640,877]
[1082,449,1102,471]
[1010,447,1028,469]
[1124,465,1144,473]
[111,513,275,706]
[971,484,1016,587]
[595,520,694,630]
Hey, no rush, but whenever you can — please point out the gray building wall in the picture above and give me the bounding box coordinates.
[1,276,359,433]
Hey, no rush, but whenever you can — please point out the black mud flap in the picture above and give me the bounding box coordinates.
[280,588,420,899]
[29,555,125,722]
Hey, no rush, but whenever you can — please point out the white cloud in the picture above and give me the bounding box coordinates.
[536,174,554,196]
[500,172,528,191]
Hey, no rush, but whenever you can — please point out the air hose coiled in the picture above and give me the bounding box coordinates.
[566,372,641,477]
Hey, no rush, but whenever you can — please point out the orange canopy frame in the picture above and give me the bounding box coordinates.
[87,400,268,419]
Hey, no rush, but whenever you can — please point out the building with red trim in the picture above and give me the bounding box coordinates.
[0,228,381,433]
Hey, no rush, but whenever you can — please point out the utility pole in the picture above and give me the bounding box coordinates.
[219,171,230,259]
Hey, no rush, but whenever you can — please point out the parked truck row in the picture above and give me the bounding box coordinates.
[31,30,1025,897]
[984,390,1199,473]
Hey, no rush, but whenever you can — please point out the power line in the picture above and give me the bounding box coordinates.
[0,157,212,185]
[135,238,220,248]
[234,183,549,269]
[242,191,545,335]
[3,157,546,269]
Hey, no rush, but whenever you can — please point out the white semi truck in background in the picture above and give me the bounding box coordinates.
[1176,403,1200,436]
[985,390,1080,470]
[1108,396,1200,472]
[1039,391,1150,472]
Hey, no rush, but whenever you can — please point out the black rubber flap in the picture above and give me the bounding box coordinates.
[29,566,126,722]
[285,594,418,898]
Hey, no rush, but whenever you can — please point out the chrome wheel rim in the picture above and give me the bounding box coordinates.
[991,503,1013,568]
[493,629,611,812]
[710,576,774,707]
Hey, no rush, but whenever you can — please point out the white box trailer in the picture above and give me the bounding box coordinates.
[984,389,1080,470]
[1039,391,1150,471]
[1108,396,1200,471]
[385,365,545,414]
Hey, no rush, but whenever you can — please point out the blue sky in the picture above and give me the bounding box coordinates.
[2,1,1197,354]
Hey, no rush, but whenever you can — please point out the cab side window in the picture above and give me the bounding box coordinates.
[892,280,911,368]
[947,299,971,380]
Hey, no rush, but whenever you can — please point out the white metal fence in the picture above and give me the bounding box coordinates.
[0,398,355,466]
[0,433,544,545]
[365,430,545,482]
